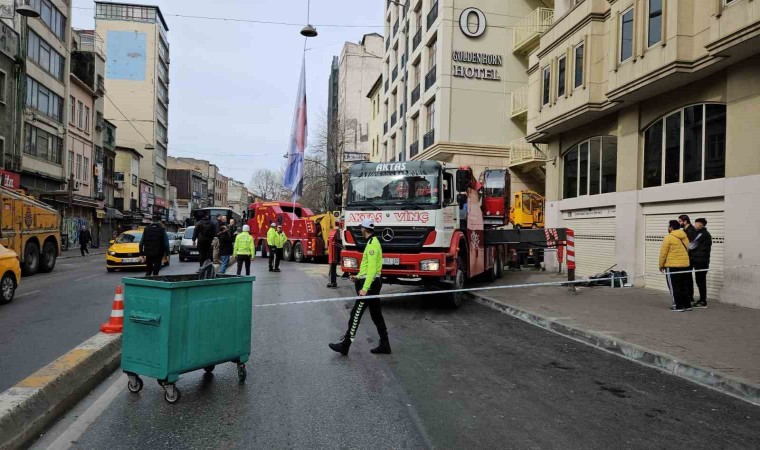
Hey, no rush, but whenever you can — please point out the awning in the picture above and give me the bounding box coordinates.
[106,208,124,219]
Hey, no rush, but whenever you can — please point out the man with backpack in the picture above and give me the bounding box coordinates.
[192,213,216,266]
[140,220,169,277]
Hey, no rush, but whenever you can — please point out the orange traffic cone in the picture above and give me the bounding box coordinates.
[100,285,124,333]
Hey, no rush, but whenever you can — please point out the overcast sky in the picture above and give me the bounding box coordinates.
[72,0,383,184]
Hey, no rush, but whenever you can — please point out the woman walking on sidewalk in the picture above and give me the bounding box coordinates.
[659,220,692,312]
[233,224,255,276]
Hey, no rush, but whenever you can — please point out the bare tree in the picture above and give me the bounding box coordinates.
[248,169,288,201]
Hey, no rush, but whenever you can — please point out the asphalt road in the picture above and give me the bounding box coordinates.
[0,252,197,392]
[30,258,760,449]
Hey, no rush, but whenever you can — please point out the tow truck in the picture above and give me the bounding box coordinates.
[338,161,568,307]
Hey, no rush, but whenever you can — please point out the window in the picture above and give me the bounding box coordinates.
[68,150,74,175]
[428,39,437,70]
[648,0,663,47]
[25,76,63,123]
[76,154,82,180]
[0,71,6,103]
[412,116,419,141]
[77,101,83,128]
[563,137,618,199]
[542,66,551,105]
[84,106,90,132]
[557,56,566,97]
[620,8,634,62]
[426,102,435,132]
[24,125,63,164]
[643,104,726,187]
[413,62,420,87]
[415,10,422,32]
[83,157,90,182]
[69,96,75,124]
[574,43,584,88]
[26,30,64,80]
[30,0,66,41]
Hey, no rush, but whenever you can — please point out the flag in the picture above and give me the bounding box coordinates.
[283,57,308,200]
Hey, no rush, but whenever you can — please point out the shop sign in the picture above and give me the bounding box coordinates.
[453,7,502,82]
[0,169,20,189]
[343,152,369,163]
[458,7,486,38]
[562,207,616,219]
[154,196,168,208]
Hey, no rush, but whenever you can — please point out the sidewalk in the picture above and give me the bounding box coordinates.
[59,246,107,260]
[470,270,760,405]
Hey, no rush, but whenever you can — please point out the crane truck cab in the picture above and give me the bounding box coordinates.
[339,161,508,306]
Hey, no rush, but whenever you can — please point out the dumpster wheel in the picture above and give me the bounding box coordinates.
[127,375,143,393]
[237,364,247,383]
[203,365,215,374]
[164,384,181,404]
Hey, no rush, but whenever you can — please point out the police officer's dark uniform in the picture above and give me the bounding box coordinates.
[329,219,390,355]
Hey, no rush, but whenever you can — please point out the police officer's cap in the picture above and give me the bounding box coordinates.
[360,218,375,230]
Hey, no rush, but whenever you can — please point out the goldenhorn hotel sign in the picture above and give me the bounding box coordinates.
[452,8,502,81]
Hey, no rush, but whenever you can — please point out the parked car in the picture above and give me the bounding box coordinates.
[0,244,21,304]
[168,232,181,254]
[106,230,170,272]
[178,226,199,262]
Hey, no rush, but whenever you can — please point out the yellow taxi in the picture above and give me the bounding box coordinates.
[106,229,170,272]
[0,244,21,304]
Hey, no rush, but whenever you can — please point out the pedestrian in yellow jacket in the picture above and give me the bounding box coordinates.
[267,222,277,272]
[233,225,255,276]
[659,220,692,312]
[271,224,287,272]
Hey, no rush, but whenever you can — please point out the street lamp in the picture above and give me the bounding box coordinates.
[15,1,40,17]
[300,24,318,37]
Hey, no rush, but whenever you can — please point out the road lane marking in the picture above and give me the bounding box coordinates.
[15,290,40,299]
[74,274,100,282]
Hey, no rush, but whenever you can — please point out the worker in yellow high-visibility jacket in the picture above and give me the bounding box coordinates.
[272,224,288,273]
[266,222,277,272]
[329,218,390,356]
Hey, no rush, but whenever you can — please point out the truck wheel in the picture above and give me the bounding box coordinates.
[22,242,40,276]
[283,242,293,262]
[293,242,304,263]
[496,252,504,279]
[0,272,16,304]
[39,241,57,273]
[446,257,466,308]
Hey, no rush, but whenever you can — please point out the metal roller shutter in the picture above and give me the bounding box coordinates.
[644,212,724,300]
[563,217,617,278]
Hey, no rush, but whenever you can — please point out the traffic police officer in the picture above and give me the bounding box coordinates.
[329,218,390,356]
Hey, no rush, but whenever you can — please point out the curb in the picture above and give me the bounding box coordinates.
[59,251,107,260]
[467,292,760,407]
[0,333,122,450]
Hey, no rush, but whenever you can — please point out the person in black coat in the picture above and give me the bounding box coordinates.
[217,226,234,274]
[689,218,713,308]
[79,226,92,257]
[678,214,697,303]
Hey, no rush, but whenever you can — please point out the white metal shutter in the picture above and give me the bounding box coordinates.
[564,217,617,278]
[644,212,724,300]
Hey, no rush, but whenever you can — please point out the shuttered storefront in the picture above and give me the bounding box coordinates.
[563,216,617,278]
[644,211,724,300]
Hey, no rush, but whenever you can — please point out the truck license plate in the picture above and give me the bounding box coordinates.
[123,258,141,263]
[190,251,199,255]
[383,258,400,266]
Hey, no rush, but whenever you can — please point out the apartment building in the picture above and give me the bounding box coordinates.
[167,167,206,225]
[0,21,18,177]
[19,0,72,197]
[215,172,228,208]
[114,145,142,220]
[382,0,546,194]
[95,1,170,205]
[366,74,383,162]
[525,0,760,308]
[227,178,249,216]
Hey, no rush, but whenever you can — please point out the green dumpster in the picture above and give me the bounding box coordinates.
[121,274,254,404]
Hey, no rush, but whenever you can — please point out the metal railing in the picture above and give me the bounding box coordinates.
[509,138,549,167]
[423,129,435,149]
[410,141,419,158]
[425,66,436,90]
[510,84,529,118]
[96,76,106,96]
[413,29,422,50]
[392,66,398,81]
[411,84,421,105]
[427,1,438,29]
[513,7,554,52]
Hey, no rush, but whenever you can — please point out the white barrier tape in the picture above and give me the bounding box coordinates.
[254,263,760,308]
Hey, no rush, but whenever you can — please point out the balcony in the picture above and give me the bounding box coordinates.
[95,113,105,132]
[509,138,549,171]
[425,66,436,90]
[510,84,529,120]
[411,84,420,105]
[384,121,388,134]
[392,66,398,81]
[513,7,553,54]
[413,29,422,50]
[96,75,106,97]
[426,1,438,30]
[410,140,419,158]
[393,19,399,36]
[423,129,435,149]
[391,112,397,126]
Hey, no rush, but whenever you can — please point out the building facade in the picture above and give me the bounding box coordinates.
[167,168,205,226]
[326,55,340,207]
[113,145,142,227]
[95,2,169,204]
[381,0,545,194]
[337,34,383,165]
[525,0,760,308]
[0,21,19,178]
[366,74,383,162]
[227,178,249,216]
[215,172,228,208]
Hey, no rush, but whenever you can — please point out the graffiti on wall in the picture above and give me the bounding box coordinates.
[63,217,90,248]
